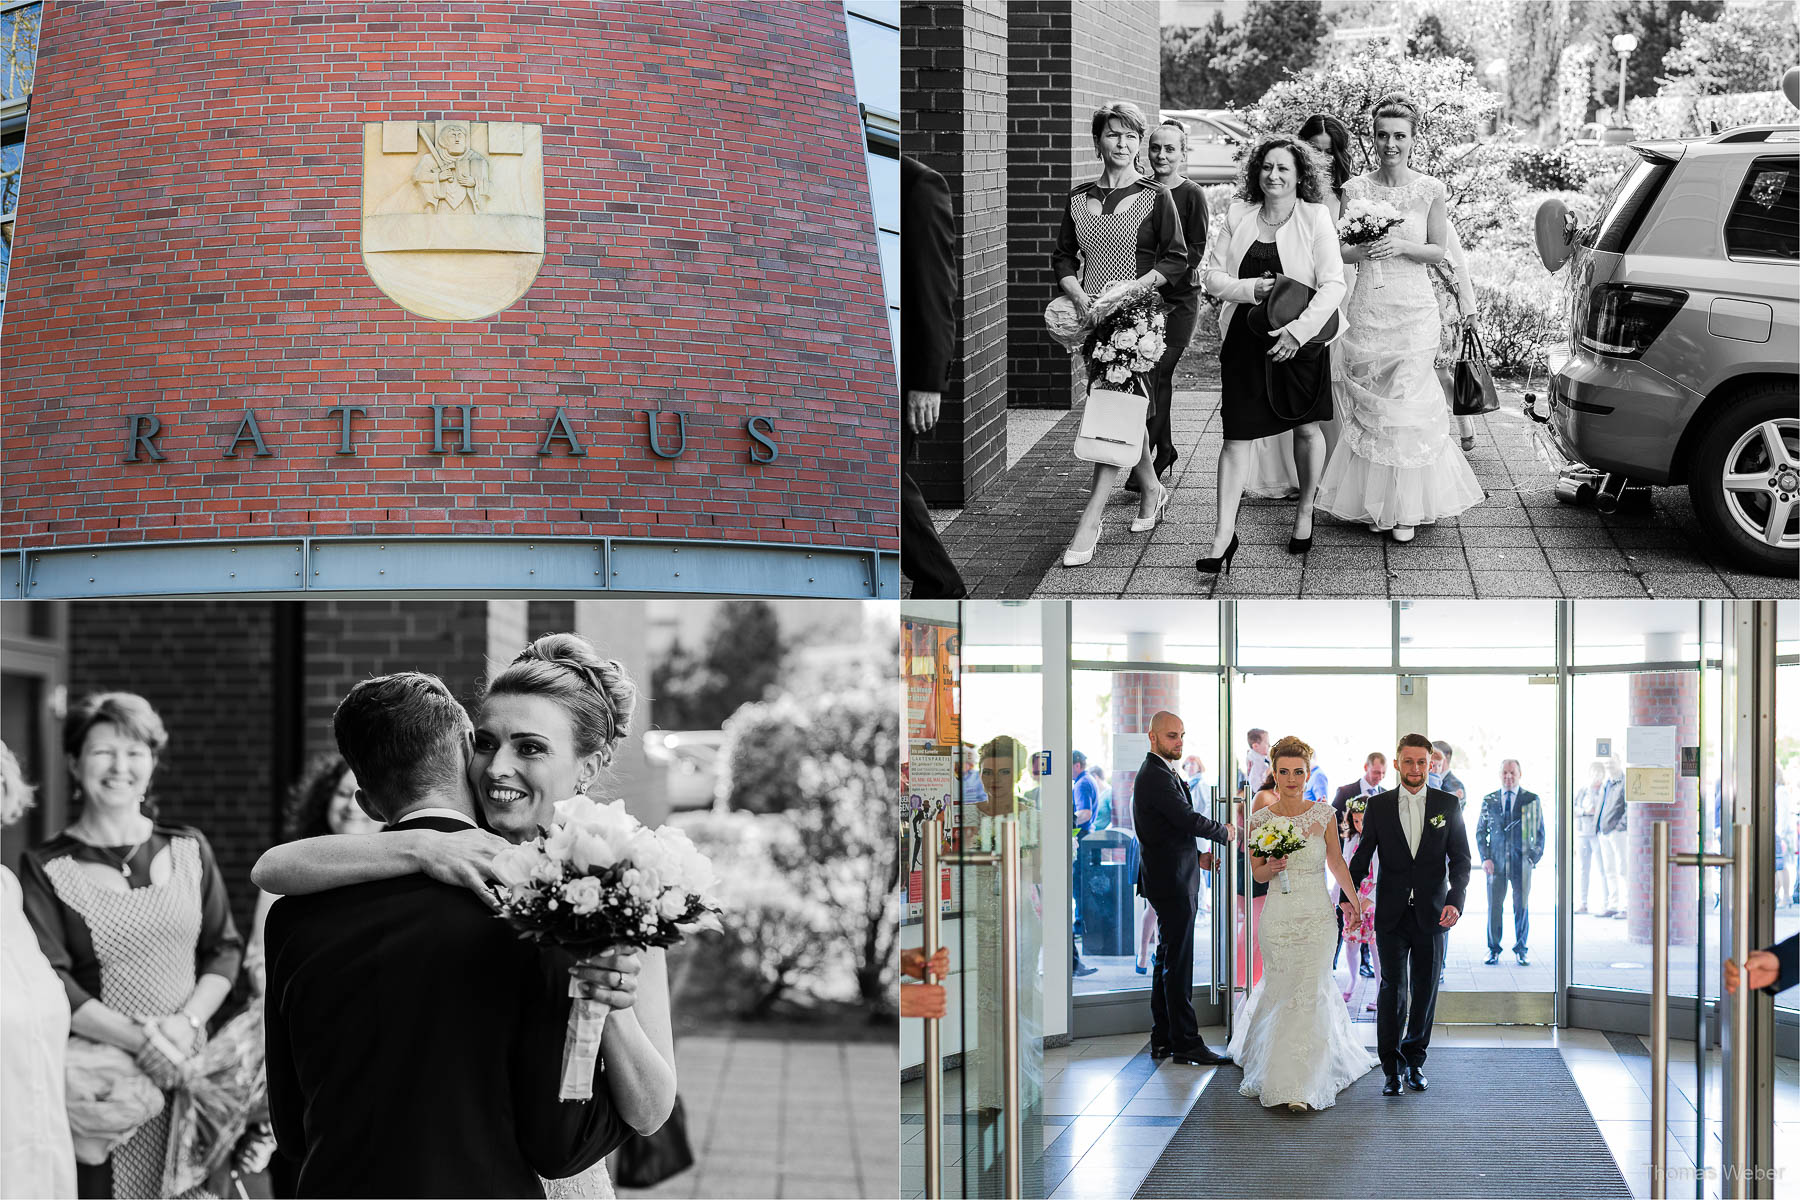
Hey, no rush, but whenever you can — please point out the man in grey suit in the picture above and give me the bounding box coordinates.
[1476,759,1544,966]
[1133,710,1237,1065]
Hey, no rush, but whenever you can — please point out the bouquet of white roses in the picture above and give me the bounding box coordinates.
[491,796,722,1100]
[1336,197,1406,289]
[1083,281,1168,388]
[1249,815,1309,894]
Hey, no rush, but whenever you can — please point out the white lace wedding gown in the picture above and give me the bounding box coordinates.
[543,1160,614,1198]
[1317,173,1483,530]
[1224,802,1377,1109]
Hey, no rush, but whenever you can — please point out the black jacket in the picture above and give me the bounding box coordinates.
[901,156,957,396]
[1133,752,1232,903]
[1340,787,1472,935]
[1475,787,1544,867]
[265,817,632,1198]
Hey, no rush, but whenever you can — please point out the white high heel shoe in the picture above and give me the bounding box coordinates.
[1063,521,1104,567]
[1390,524,1416,543]
[1130,483,1170,534]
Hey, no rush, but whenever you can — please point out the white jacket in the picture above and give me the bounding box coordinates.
[1202,198,1346,346]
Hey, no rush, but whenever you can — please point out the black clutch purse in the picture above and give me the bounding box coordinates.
[1246,273,1340,346]
[614,1096,696,1189]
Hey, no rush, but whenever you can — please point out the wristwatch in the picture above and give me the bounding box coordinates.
[177,1012,203,1037]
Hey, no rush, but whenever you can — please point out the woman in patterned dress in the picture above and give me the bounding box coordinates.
[19,693,243,1200]
[1341,800,1379,1013]
[1315,93,1484,542]
[1052,100,1189,567]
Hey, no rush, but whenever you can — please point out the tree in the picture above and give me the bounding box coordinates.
[1504,0,1570,140]
[650,601,786,730]
[1406,11,1478,66]
[1574,0,1725,117]
[1659,1,1800,96]
[1163,2,1327,110]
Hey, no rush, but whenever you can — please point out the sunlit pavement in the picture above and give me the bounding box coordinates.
[900,1027,1800,1200]
[920,388,1797,601]
[621,1035,896,1199]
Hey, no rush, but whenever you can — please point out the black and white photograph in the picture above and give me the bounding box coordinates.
[1,599,898,1200]
[900,0,1799,600]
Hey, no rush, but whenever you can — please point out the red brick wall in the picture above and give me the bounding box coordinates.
[1626,671,1701,945]
[1110,670,1179,834]
[3,2,896,549]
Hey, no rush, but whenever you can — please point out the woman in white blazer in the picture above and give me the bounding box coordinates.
[1195,135,1345,574]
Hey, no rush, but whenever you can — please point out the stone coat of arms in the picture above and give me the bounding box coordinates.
[361,119,545,321]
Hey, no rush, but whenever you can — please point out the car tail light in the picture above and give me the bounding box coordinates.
[1577,284,1688,358]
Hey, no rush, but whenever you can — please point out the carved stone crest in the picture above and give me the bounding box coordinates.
[361,119,545,322]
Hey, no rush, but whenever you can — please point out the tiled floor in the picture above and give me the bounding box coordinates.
[920,386,1798,600]
[900,1026,1799,1200]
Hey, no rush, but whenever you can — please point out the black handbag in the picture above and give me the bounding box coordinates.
[1245,273,1340,346]
[1451,323,1500,417]
[614,1096,696,1188]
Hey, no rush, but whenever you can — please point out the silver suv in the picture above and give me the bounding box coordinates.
[1530,125,1798,575]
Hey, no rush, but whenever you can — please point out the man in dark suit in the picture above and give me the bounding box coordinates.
[1339,733,1472,1096]
[265,673,634,1198]
[1332,751,1388,976]
[1476,759,1544,966]
[1133,709,1237,1065]
[900,155,966,599]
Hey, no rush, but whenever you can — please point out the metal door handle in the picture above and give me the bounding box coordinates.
[921,826,943,1200]
[1651,821,1751,1200]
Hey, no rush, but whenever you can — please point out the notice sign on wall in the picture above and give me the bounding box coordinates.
[1626,766,1676,804]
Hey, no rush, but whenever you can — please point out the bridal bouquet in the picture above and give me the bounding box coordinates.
[1083,281,1168,388]
[1336,198,1405,289]
[1249,816,1309,894]
[491,796,723,1101]
[161,1003,268,1195]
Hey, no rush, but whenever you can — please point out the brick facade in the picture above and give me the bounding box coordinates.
[3,2,895,550]
[1108,669,1180,835]
[901,0,1009,506]
[1008,0,1160,410]
[1625,671,1701,946]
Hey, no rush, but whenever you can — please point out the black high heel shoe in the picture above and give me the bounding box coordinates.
[1288,507,1316,555]
[1195,533,1239,575]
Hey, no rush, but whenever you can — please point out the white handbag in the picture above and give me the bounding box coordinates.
[1073,375,1149,467]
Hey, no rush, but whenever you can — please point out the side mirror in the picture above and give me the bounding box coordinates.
[1784,66,1799,110]
[1534,196,1577,273]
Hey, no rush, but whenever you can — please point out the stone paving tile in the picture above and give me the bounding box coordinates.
[921,385,1793,599]
[1472,570,1563,597]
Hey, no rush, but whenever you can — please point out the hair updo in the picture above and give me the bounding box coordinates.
[483,633,637,765]
[1269,734,1315,770]
[1370,92,1425,134]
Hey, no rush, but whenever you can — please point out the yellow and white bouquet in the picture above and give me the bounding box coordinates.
[491,796,722,1100]
[1249,815,1308,894]
[1084,281,1168,387]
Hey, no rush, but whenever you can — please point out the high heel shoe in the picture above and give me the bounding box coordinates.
[1288,505,1316,555]
[1390,524,1416,544]
[1194,533,1239,575]
[1063,521,1104,567]
[1130,483,1170,534]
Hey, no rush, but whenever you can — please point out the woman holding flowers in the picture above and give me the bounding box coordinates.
[1315,93,1483,543]
[1052,100,1188,567]
[254,635,677,1200]
[1195,135,1345,575]
[1224,736,1376,1112]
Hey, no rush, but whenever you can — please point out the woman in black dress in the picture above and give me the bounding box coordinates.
[1052,101,1188,567]
[1196,136,1345,574]
[1137,119,1210,490]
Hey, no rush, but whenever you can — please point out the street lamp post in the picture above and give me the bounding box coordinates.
[1612,32,1639,126]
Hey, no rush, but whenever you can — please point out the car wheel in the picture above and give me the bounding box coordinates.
[1688,383,1800,574]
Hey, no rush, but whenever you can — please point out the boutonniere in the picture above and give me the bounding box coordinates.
[1429,814,1447,829]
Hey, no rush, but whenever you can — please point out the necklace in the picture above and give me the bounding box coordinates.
[1258,202,1296,229]
[71,821,150,876]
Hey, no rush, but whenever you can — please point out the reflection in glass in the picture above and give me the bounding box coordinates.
[1573,599,1701,666]
[1236,601,1391,667]
[1398,601,1555,668]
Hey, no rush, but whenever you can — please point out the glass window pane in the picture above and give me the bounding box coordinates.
[844,0,899,26]
[877,228,898,312]
[1070,599,1219,665]
[1,3,42,103]
[1236,600,1390,667]
[1071,669,1218,997]
[1397,600,1556,668]
[866,149,898,232]
[844,12,898,116]
[1777,604,1798,1014]
[1574,600,1701,666]
[1571,670,1712,997]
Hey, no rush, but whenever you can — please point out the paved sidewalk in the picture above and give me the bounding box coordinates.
[926,388,1796,599]
[621,1033,898,1200]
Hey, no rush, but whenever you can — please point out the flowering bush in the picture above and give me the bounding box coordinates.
[1466,248,1568,378]
[1507,144,1593,192]
[1625,90,1795,139]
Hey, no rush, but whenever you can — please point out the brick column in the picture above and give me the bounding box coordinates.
[1110,631,1180,836]
[1006,0,1161,410]
[1626,670,1701,946]
[902,0,1009,506]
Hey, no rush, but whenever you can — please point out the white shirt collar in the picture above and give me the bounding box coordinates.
[391,808,477,828]
[1399,783,1426,802]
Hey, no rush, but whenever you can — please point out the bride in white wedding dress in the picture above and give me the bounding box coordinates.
[1225,735,1378,1111]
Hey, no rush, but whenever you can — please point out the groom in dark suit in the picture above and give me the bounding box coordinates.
[1133,709,1237,1065]
[1339,733,1471,1096]
[265,673,633,1197]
